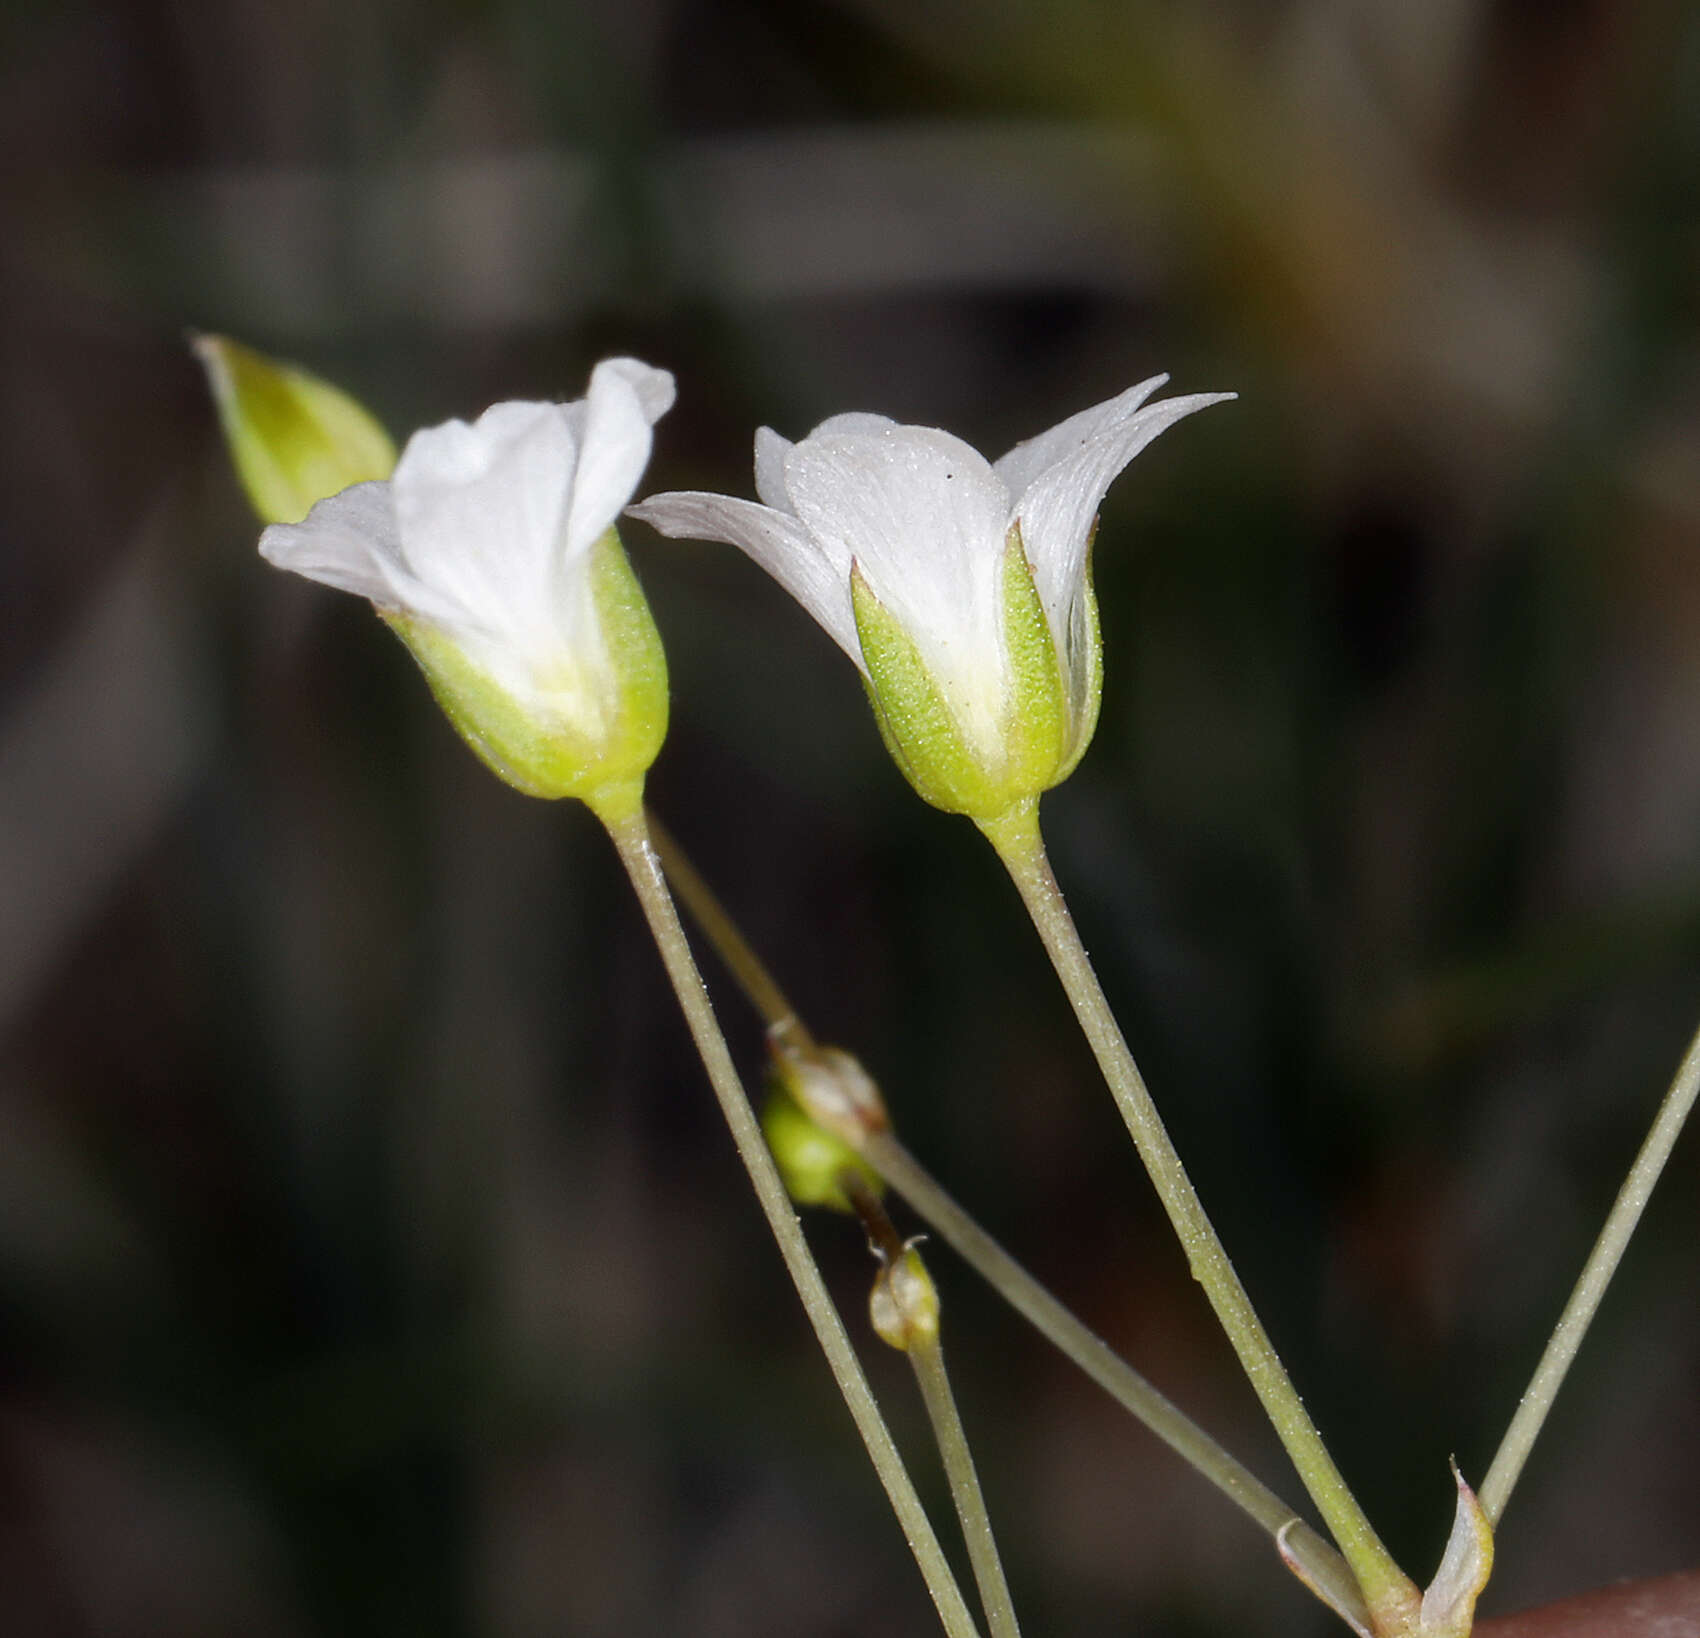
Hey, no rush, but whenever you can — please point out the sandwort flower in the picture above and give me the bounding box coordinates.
[629,377,1231,822]
[258,358,675,817]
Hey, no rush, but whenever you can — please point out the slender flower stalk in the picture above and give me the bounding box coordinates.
[603,808,983,1638]
[648,812,1373,1636]
[862,1130,1372,1634]
[648,815,804,1042]
[979,801,1420,1631]
[851,1179,1022,1638]
[908,1334,1019,1638]
[1479,1015,1700,1524]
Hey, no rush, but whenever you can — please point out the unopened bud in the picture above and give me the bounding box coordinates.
[194,334,396,525]
[869,1243,940,1352]
[769,1034,889,1146]
[761,1089,883,1214]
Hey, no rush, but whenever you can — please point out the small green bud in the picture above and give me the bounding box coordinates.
[761,1089,884,1213]
[194,334,396,524]
[869,1243,940,1352]
[768,1032,890,1147]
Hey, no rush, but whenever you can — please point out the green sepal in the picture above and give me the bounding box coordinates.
[1054,534,1103,784]
[852,563,1002,816]
[997,526,1072,792]
[761,1088,884,1214]
[850,533,1073,821]
[194,334,396,524]
[388,529,668,812]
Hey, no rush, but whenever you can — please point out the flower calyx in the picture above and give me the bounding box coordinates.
[851,526,1079,822]
[384,525,667,818]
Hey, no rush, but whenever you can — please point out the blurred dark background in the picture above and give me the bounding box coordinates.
[3,1,1699,1634]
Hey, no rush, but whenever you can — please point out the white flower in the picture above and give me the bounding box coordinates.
[259,358,676,812]
[628,376,1231,819]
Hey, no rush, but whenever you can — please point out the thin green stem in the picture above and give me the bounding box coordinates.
[649,804,1370,1634]
[601,806,983,1638]
[860,1133,1296,1533]
[649,815,809,1046]
[1479,1014,1700,1524]
[862,1130,1371,1633]
[649,798,1366,1631]
[980,802,1417,1631]
[910,1325,1021,1638]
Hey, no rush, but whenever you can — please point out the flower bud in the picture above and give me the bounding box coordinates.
[869,1243,940,1352]
[767,1033,890,1147]
[194,334,396,524]
[760,1089,883,1214]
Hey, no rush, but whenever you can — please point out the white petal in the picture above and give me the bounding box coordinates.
[993,376,1169,499]
[1014,391,1235,633]
[809,412,900,439]
[562,359,672,560]
[755,415,900,512]
[591,356,676,424]
[753,427,795,513]
[260,481,459,620]
[391,400,576,644]
[782,426,1012,730]
[627,490,861,662]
